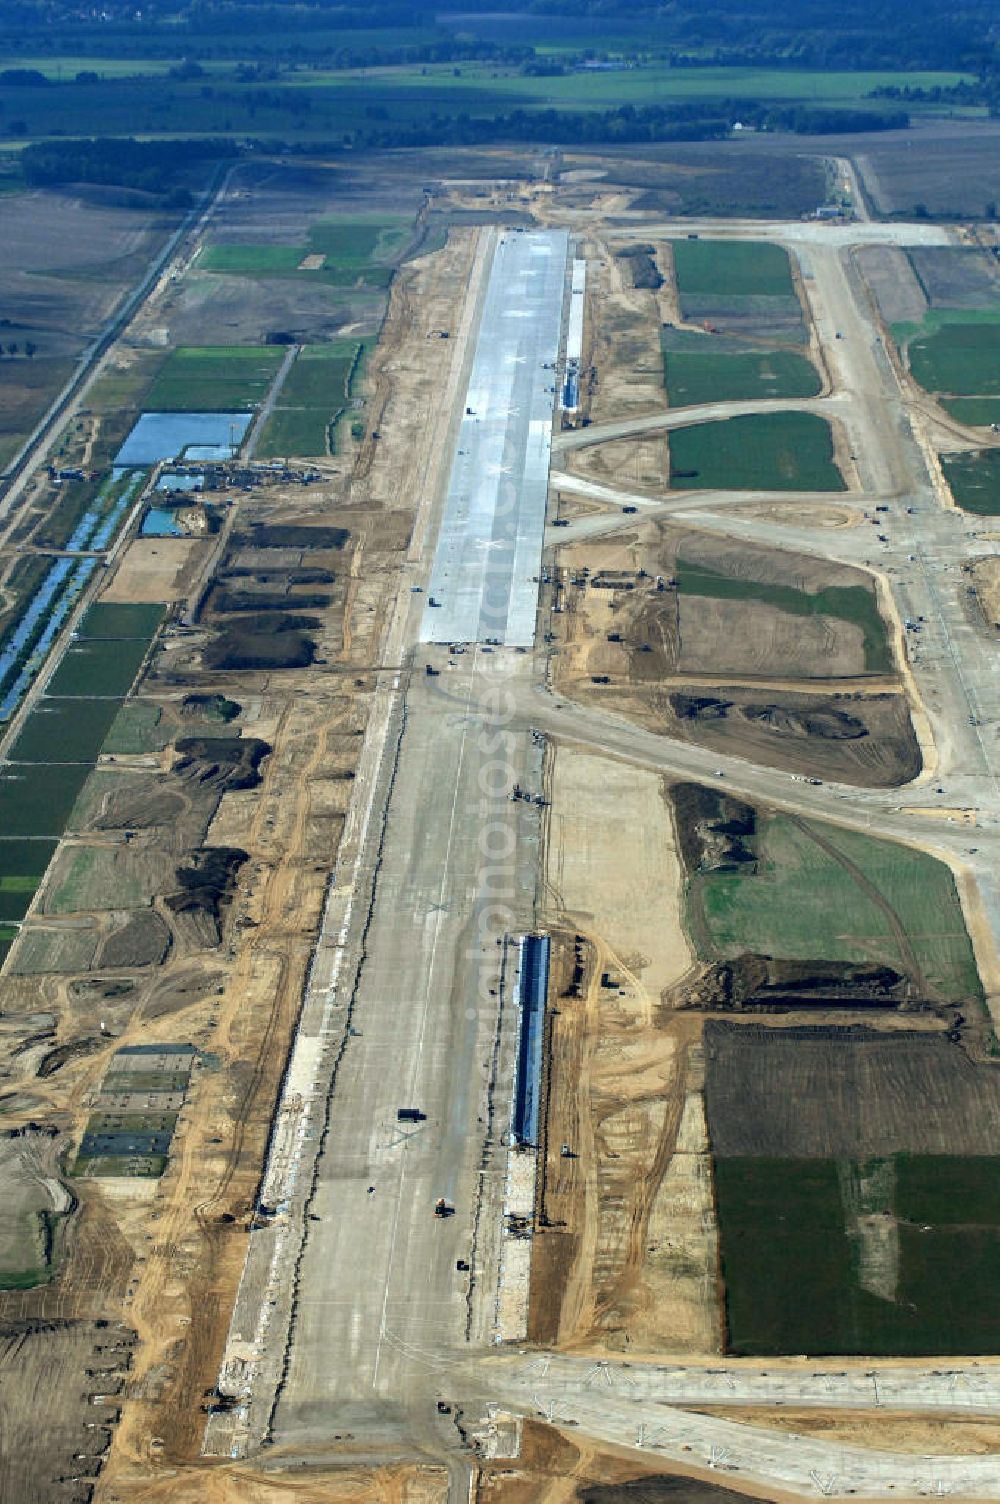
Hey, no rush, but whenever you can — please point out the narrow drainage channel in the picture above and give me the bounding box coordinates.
[0,468,146,722]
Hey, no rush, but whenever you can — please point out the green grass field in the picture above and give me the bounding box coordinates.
[279,342,360,405]
[197,244,305,275]
[8,696,123,763]
[671,239,795,298]
[669,411,844,491]
[909,321,1000,397]
[0,838,58,921]
[695,814,981,1003]
[256,341,362,458]
[255,407,329,458]
[47,636,153,698]
[941,449,1000,515]
[103,702,167,755]
[144,345,283,413]
[676,557,889,671]
[716,1154,1000,1356]
[942,397,1000,426]
[75,603,165,640]
[664,347,820,407]
[307,216,410,265]
[0,763,93,838]
[199,216,410,288]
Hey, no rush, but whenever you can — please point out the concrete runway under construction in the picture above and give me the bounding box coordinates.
[420,227,568,647]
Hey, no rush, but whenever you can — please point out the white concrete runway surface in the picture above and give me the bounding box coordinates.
[420,228,568,647]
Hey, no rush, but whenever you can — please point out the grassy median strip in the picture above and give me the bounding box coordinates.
[663,347,821,406]
[669,411,844,491]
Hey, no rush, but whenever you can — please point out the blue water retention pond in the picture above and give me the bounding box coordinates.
[141,507,186,538]
[115,412,251,467]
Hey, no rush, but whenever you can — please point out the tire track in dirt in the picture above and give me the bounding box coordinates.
[786,813,932,999]
[591,1039,690,1336]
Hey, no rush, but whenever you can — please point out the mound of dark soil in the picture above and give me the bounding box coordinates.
[166,846,248,939]
[239,523,348,551]
[202,629,315,671]
[672,693,731,721]
[673,694,868,742]
[685,955,910,1011]
[615,244,662,289]
[214,590,331,613]
[36,1037,105,1078]
[744,703,868,740]
[671,782,756,874]
[68,977,134,1002]
[181,693,241,722]
[173,736,270,792]
[581,1473,764,1503]
[223,567,334,586]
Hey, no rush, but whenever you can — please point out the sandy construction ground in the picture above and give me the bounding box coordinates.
[532,746,718,1357]
[545,746,692,1012]
[102,537,206,602]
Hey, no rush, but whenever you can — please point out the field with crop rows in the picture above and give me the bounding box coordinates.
[145,345,283,412]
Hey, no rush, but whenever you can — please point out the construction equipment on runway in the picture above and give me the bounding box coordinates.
[434,1197,454,1217]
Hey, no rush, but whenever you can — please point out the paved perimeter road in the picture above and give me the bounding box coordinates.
[421,228,568,647]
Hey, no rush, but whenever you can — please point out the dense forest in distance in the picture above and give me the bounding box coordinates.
[1,0,998,194]
[1,0,995,73]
